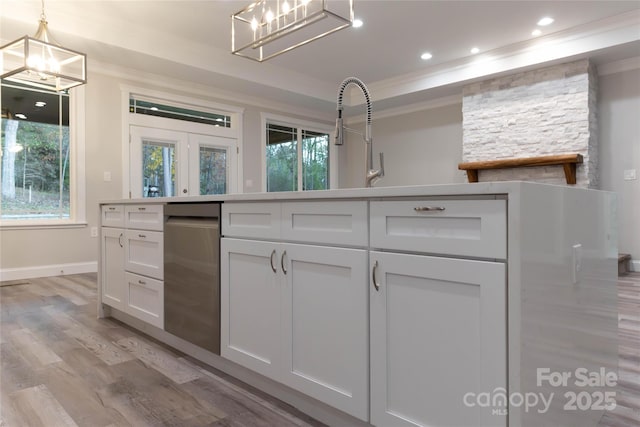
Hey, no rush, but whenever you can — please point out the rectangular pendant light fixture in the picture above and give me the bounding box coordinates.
[232,0,353,62]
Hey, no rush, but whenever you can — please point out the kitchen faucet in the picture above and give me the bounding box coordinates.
[335,77,384,187]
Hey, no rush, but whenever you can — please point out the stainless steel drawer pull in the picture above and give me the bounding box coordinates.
[108,207,116,210]
[138,234,146,238]
[270,250,277,273]
[414,206,446,212]
[138,207,146,211]
[281,251,288,275]
[372,261,380,291]
[138,280,146,285]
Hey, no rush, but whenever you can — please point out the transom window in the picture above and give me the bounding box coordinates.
[129,95,231,128]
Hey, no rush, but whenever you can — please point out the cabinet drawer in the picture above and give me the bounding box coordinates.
[125,205,164,231]
[222,202,281,239]
[370,199,506,259]
[281,201,368,246]
[125,230,164,279]
[101,204,125,228]
[125,272,163,329]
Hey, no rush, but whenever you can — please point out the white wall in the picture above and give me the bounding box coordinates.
[598,67,640,267]
[341,103,464,188]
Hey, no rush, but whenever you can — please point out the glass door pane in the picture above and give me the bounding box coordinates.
[142,140,175,197]
[199,146,227,195]
[302,130,329,190]
[266,124,297,192]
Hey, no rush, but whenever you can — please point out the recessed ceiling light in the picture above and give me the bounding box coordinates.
[352,18,363,28]
[532,29,542,37]
[420,52,433,60]
[537,16,554,26]
[35,101,47,107]
[15,113,27,119]
[470,47,480,54]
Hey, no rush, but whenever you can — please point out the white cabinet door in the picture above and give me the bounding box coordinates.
[370,251,506,427]
[221,238,281,380]
[124,229,164,280]
[281,243,368,421]
[101,227,125,311]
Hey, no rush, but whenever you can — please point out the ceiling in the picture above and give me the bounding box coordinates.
[2,0,640,116]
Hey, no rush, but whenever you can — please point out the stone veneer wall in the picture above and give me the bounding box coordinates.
[462,59,599,188]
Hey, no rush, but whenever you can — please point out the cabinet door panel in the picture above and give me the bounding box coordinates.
[221,238,281,380]
[125,230,164,280]
[101,227,125,311]
[101,205,125,228]
[370,251,506,427]
[125,272,164,329]
[282,244,368,420]
[125,204,164,231]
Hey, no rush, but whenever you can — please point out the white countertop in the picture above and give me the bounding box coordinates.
[99,181,600,205]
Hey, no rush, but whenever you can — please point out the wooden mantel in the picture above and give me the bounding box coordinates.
[458,153,584,184]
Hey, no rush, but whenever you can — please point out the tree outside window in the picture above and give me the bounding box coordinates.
[1,83,70,220]
[266,122,329,192]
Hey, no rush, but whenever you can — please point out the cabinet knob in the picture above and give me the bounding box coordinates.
[183,189,188,194]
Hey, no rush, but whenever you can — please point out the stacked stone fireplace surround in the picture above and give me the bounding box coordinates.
[462,59,599,188]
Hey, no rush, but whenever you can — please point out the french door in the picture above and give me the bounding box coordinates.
[130,126,237,198]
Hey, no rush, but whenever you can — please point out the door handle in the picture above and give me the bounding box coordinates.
[372,260,380,291]
[270,249,277,273]
[281,250,288,275]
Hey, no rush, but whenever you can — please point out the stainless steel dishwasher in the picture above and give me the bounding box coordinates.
[164,203,220,354]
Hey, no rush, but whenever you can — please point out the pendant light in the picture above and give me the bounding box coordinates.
[232,0,354,62]
[0,0,87,91]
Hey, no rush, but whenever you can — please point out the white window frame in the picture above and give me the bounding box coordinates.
[261,112,337,192]
[0,85,86,229]
[121,85,244,198]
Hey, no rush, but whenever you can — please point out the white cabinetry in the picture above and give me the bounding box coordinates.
[101,207,125,311]
[369,251,506,427]
[101,203,164,329]
[221,201,369,420]
[369,199,507,427]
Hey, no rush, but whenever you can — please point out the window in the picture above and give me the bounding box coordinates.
[263,114,334,192]
[0,82,84,226]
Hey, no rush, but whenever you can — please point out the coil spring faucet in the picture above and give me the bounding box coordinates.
[335,77,384,187]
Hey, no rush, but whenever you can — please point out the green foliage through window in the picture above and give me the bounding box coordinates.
[266,123,329,192]
[1,84,70,220]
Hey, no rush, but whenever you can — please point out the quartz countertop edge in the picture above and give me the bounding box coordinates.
[98,181,603,205]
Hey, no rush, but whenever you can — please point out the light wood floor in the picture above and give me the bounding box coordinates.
[0,273,638,426]
[0,273,324,427]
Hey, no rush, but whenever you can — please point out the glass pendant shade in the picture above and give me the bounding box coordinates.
[1,18,86,91]
[232,0,353,62]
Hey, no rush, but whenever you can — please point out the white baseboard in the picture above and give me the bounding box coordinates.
[0,262,98,282]
[631,259,640,273]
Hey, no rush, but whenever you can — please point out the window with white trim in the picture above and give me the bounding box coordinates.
[262,114,335,192]
[0,82,85,226]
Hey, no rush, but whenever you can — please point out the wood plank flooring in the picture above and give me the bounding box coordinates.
[0,272,638,426]
[0,274,324,427]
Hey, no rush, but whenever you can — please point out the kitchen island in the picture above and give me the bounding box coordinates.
[98,182,618,427]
